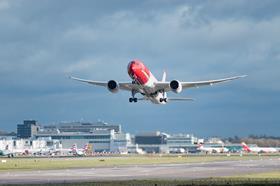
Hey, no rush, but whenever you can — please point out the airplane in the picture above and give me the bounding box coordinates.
[241,142,278,153]
[0,145,27,157]
[26,148,55,156]
[0,149,16,158]
[197,144,229,153]
[52,144,84,156]
[71,144,89,156]
[169,148,186,154]
[70,59,247,104]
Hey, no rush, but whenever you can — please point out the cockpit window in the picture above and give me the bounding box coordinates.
[127,61,135,78]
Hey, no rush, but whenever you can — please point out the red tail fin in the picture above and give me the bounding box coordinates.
[241,142,251,152]
[71,144,77,152]
[83,144,88,151]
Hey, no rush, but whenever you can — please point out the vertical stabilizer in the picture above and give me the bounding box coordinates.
[162,71,166,82]
[83,144,89,152]
[241,142,251,152]
[71,144,77,153]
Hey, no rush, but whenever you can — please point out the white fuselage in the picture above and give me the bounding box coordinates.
[198,146,229,153]
[248,147,277,153]
[139,73,166,104]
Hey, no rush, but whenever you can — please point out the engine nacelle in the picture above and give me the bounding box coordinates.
[107,80,119,93]
[170,80,182,93]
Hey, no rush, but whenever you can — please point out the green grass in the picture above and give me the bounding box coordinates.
[0,154,278,171]
[230,171,280,179]
[0,155,279,185]
[1,178,280,186]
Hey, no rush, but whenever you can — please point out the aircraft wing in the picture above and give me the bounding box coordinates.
[119,82,142,91]
[155,75,247,92]
[70,76,141,91]
[70,76,107,86]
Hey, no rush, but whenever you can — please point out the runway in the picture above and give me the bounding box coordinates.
[0,158,279,184]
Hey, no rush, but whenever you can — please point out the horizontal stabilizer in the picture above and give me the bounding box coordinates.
[137,97,148,101]
[167,97,195,101]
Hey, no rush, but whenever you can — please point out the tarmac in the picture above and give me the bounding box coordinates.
[0,158,279,184]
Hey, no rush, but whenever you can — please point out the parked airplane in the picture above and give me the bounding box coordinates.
[169,148,186,154]
[70,60,246,104]
[0,145,26,157]
[241,142,278,153]
[71,144,89,156]
[0,149,16,158]
[26,148,55,156]
[197,144,229,153]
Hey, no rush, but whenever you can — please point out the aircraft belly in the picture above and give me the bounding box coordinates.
[149,92,166,104]
[138,75,157,95]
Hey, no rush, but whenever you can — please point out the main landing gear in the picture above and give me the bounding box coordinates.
[129,97,138,102]
[159,98,167,102]
[129,90,138,103]
[159,90,167,103]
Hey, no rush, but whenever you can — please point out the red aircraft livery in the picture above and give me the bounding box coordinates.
[70,59,246,104]
[128,60,150,85]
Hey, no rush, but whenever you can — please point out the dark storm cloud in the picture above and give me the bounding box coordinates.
[0,0,279,136]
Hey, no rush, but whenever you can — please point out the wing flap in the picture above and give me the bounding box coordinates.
[119,83,141,91]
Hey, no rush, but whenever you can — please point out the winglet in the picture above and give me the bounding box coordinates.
[239,75,248,78]
[69,76,91,83]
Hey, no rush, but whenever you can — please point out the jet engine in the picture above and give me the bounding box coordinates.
[170,80,182,93]
[107,80,119,93]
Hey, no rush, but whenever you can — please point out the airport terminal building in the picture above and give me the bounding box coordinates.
[133,132,198,153]
[34,121,131,153]
[0,120,247,155]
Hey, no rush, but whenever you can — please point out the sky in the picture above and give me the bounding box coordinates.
[0,0,279,137]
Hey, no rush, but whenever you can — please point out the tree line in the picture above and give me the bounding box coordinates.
[226,135,280,147]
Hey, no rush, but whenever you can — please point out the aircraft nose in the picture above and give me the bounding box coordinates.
[128,61,137,78]
[129,61,138,69]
